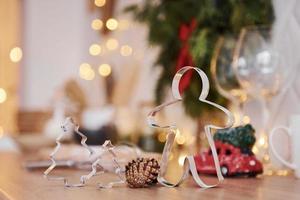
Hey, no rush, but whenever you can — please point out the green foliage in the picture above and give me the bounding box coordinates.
[125,0,274,118]
[213,124,256,149]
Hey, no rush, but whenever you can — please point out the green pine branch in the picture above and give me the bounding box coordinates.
[125,0,274,118]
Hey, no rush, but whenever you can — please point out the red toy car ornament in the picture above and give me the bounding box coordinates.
[194,141,263,177]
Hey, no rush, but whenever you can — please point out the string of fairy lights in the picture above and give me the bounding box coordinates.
[79,0,133,81]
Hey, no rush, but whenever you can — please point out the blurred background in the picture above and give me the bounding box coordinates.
[0,0,300,171]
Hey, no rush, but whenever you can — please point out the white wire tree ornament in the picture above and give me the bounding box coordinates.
[148,66,235,188]
[44,117,125,188]
[81,140,126,189]
[43,117,95,187]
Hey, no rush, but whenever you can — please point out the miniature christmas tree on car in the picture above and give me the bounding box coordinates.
[194,124,263,177]
[214,124,256,155]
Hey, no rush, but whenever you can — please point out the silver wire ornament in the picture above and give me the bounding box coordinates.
[148,66,235,188]
[43,117,94,187]
[44,117,126,188]
[44,66,234,189]
[81,140,126,189]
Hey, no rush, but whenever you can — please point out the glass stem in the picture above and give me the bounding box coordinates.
[257,97,272,161]
[231,97,244,126]
[261,97,272,133]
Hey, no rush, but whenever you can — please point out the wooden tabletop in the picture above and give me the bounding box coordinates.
[0,153,300,200]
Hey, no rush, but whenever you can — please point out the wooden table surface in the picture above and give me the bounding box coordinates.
[0,153,300,200]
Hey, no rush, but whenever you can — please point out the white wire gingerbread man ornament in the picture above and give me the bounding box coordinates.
[148,66,234,188]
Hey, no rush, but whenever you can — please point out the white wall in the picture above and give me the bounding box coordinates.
[21,0,106,110]
[270,0,300,126]
[20,0,158,111]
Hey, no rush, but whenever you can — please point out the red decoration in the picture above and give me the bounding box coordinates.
[194,141,263,177]
[176,19,197,94]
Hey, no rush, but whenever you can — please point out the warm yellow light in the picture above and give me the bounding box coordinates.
[120,45,133,56]
[98,64,111,77]
[276,170,288,176]
[10,47,22,63]
[94,0,105,7]
[186,134,195,145]
[264,142,268,149]
[168,152,174,161]
[265,170,273,176]
[0,88,7,104]
[243,116,251,124]
[80,63,91,71]
[106,38,118,50]
[178,155,186,166]
[176,134,186,145]
[282,170,288,176]
[263,154,270,162]
[79,63,95,80]
[258,136,266,146]
[91,19,103,30]
[89,44,101,56]
[157,132,166,142]
[119,19,129,30]
[252,145,258,155]
[106,18,118,30]
[0,126,3,138]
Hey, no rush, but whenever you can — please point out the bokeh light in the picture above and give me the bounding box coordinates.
[252,145,258,154]
[89,44,101,56]
[0,126,3,138]
[243,115,251,124]
[94,0,105,7]
[258,136,266,146]
[91,19,103,30]
[79,63,95,80]
[98,64,112,77]
[0,88,7,104]
[106,38,119,50]
[118,19,129,30]
[176,134,186,145]
[157,132,166,142]
[9,47,22,63]
[178,155,186,166]
[106,18,118,30]
[120,45,133,56]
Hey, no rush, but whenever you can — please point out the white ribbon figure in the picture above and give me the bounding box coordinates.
[148,66,235,188]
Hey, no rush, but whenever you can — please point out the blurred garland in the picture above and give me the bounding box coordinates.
[125,0,274,118]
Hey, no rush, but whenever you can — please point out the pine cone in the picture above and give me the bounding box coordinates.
[125,158,160,188]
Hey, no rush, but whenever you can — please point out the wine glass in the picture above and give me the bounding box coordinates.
[233,27,281,99]
[232,26,295,161]
[211,36,247,126]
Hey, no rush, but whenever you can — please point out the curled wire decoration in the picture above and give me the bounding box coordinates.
[148,66,235,188]
[43,117,95,187]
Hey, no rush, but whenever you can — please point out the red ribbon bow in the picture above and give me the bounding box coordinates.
[175,18,197,94]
